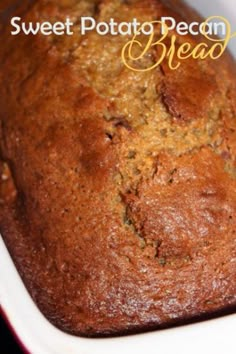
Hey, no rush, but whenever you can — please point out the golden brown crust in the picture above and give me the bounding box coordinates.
[0,0,236,336]
[161,59,220,122]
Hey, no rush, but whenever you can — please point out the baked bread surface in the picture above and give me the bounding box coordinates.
[0,0,236,336]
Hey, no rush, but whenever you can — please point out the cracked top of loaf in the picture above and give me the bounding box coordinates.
[0,0,236,336]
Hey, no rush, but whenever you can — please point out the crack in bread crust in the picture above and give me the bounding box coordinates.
[0,0,236,337]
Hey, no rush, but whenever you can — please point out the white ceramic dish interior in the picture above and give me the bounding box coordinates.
[0,1,236,353]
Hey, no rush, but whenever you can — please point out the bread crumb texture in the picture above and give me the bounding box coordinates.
[0,0,236,336]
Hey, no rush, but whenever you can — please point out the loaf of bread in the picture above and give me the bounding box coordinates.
[0,0,236,337]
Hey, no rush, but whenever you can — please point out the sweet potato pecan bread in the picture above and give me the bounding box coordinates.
[0,0,236,337]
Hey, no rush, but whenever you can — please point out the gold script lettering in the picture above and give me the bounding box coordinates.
[121,16,236,72]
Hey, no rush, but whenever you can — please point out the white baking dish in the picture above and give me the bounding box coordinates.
[0,1,236,353]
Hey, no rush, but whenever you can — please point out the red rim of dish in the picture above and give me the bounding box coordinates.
[0,305,31,354]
